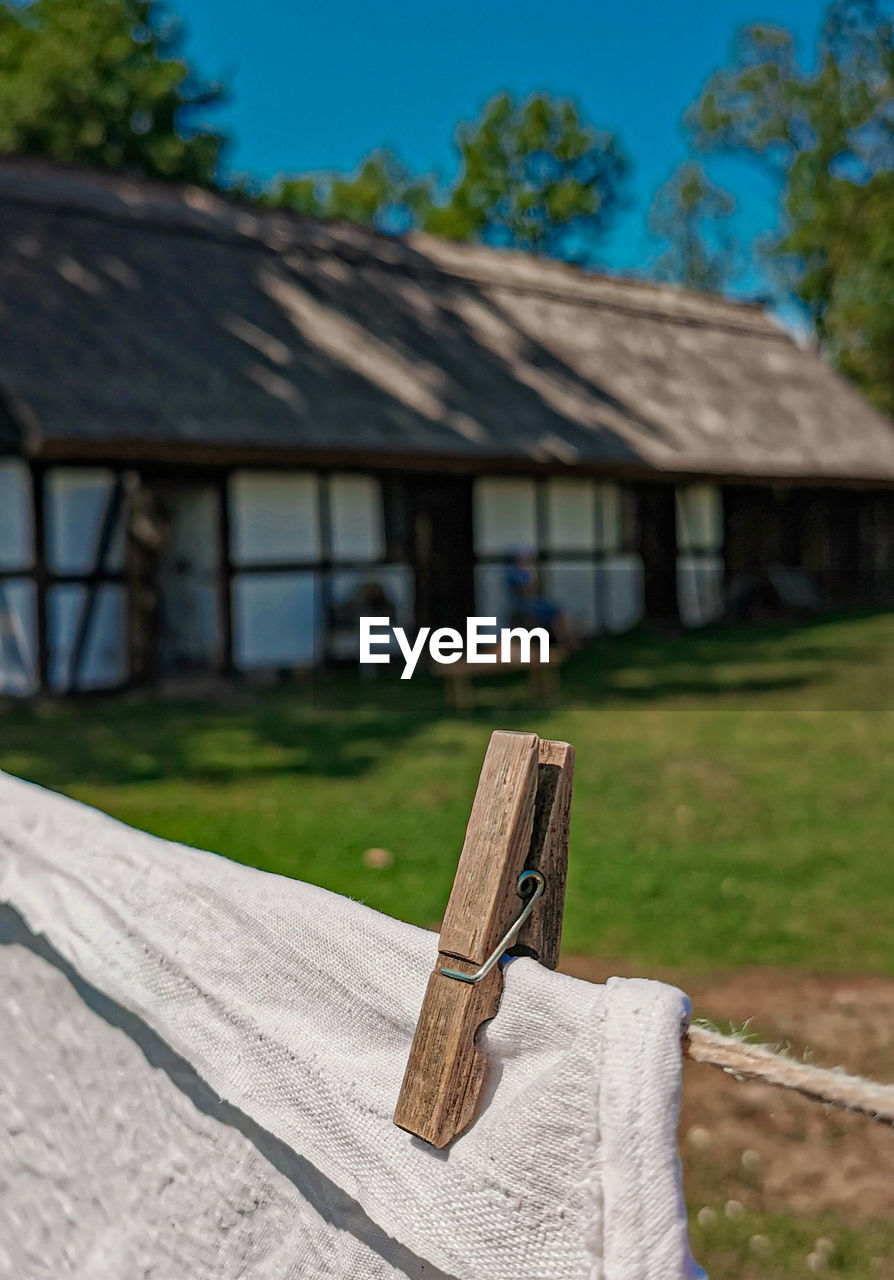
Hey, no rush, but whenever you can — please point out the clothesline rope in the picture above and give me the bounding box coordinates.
[686,1023,894,1128]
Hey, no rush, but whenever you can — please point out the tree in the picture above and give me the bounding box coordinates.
[648,161,735,291]
[685,0,894,410]
[266,93,629,265]
[423,93,629,261]
[0,0,226,184]
[786,169,894,412]
[263,149,435,232]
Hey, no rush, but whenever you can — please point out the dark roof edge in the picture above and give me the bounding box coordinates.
[27,435,894,488]
[0,186,274,254]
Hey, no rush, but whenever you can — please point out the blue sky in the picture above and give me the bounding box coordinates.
[174,0,830,291]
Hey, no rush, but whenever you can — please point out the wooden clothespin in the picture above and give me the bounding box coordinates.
[393,729,573,1148]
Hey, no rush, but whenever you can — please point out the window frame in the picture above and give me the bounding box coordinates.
[472,475,642,637]
[225,467,412,669]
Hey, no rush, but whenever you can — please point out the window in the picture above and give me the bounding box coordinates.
[676,485,724,627]
[473,476,644,637]
[227,469,409,669]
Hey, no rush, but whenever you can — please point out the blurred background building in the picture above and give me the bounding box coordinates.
[1,161,892,695]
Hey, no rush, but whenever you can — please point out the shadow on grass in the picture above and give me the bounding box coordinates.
[0,679,445,789]
[0,611,890,791]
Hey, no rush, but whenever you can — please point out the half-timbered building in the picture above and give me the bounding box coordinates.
[1,161,892,694]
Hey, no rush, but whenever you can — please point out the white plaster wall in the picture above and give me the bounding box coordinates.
[474,564,512,628]
[676,484,723,552]
[676,485,724,626]
[541,561,599,635]
[158,487,222,670]
[230,472,319,565]
[330,474,385,562]
[328,566,414,659]
[232,572,320,669]
[595,483,622,553]
[47,584,127,690]
[601,555,645,633]
[0,580,37,695]
[473,478,537,555]
[545,479,595,552]
[45,468,125,574]
[677,555,725,628]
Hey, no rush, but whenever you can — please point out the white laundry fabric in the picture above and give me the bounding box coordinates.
[0,771,704,1280]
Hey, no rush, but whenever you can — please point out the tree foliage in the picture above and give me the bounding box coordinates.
[686,0,894,411]
[261,149,434,231]
[423,93,629,259]
[0,0,226,184]
[788,168,894,411]
[267,93,629,264]
[648,161,735,292]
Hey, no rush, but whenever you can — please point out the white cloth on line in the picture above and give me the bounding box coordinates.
[0,771,704,1280]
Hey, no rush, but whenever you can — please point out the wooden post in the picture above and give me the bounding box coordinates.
[393,730,573,1148]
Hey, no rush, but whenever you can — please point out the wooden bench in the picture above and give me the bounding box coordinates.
[434,645,566,713]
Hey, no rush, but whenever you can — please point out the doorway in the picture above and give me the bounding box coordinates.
[412,476,475,631]
[637,484,678,622]
[128,480,224,679]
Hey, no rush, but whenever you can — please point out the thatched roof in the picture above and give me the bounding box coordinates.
[1,159,892,482]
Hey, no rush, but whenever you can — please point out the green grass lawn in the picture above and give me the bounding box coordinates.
[2,611,892,972]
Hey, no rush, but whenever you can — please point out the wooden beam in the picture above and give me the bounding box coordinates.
[32,438,894,491]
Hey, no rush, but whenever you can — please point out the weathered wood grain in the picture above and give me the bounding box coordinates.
[392,958,503,1148]
[515,739,574,970]
[393,730,573,1148]
[437,730,539,965]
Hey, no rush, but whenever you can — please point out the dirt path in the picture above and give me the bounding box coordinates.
[561,960,894,1222]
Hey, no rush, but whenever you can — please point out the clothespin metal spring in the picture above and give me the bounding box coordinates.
[440,870,545,985]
